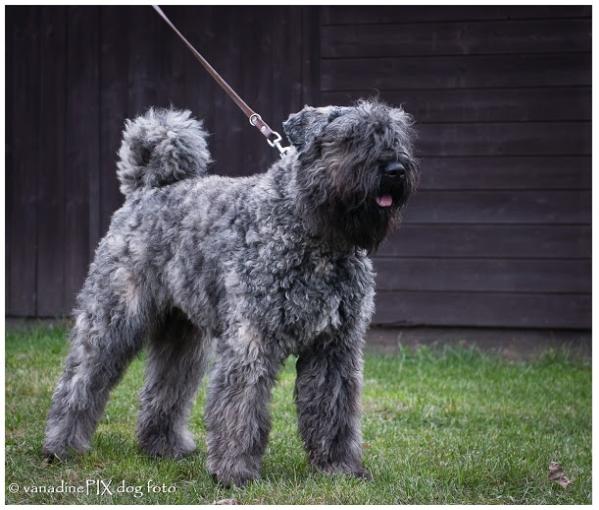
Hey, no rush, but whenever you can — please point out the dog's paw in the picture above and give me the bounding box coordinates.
[210,468,259,488]
[42,440,85,463]
[350,465,373,481]
[138,431,197,459]
[212,473,258,489]
[315,461,373,481]
[42,448,66,464]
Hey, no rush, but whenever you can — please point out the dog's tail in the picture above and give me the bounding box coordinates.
[116,108,211,196]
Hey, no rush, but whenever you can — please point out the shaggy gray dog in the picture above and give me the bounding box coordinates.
[43,100,417,487]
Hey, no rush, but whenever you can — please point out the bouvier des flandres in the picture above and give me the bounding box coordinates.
[43,100,417,486]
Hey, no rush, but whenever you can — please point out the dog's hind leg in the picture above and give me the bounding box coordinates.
[137,309,209,458]
[43,306,146,460]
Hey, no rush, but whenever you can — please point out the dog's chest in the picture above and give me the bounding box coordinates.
[281,258,345,336]
[237,248,370,351]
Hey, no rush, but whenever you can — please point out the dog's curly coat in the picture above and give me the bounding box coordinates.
[43,100,417,487]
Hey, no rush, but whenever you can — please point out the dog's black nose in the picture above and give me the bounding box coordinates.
[384,161,406,178]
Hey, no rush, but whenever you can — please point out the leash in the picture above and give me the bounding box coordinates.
[152,5,289,157]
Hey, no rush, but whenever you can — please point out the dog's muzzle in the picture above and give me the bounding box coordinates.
[376,159,409,208]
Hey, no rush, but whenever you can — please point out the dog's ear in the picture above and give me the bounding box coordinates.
[283,106,347,152]
[283,107,329,151]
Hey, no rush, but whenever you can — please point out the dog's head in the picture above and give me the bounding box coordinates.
[283,100,418,253]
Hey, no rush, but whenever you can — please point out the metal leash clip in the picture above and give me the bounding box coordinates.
[250,114,290,157]
[266,131,290,157]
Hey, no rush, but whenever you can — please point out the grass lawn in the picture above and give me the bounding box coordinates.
[5,324,591,504]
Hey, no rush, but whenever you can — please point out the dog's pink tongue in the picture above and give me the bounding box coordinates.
[376,194,393,208]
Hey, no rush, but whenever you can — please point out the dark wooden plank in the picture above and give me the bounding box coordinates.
[321,6,592,25]
[210,7,245,177]
[64,6,100,312]
[301,6,321,106]
[99,6,128,235]
[265,5,305,164]
[416,122,591,157]
[163,6,217,130]
[8,6,39,316]
[86,8,101,259]
[127,6,166,116]
[373,291,591,329]
[416,156,590,190]
[322,19,590,58]
[240,6,275,173]
[378,225,591,259]
[36,6,67,316]
[195,5,226,171]
[404,190,590,224]
[321,87,592,123]
[321,53,591,91]
[271,6,304,139]
[6,7,15,312]
[161,5,193,110]
[373,258,591,293]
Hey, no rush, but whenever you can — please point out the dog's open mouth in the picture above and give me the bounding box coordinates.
[375,194,393,208]
[376,173,408,209]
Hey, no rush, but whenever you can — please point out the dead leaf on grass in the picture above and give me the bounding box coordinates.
[214,498,239,505]
[548,461,572,488]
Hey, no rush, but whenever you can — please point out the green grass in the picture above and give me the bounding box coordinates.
[5,324,591,504]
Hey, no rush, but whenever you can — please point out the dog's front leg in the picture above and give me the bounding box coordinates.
[294,333,371,480]
[204,339,280,487]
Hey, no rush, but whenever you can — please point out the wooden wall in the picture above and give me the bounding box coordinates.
[319,5,591,328]
[6,6,591,329]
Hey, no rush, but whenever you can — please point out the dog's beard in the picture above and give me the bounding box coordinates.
[332,199,395,253]
[298,187,404,253]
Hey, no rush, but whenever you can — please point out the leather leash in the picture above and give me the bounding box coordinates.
[152,5,289,156]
